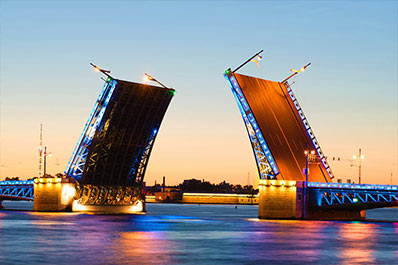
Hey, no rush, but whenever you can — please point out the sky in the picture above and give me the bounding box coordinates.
[0,1,397,185]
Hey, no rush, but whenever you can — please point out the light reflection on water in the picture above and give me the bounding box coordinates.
[114,232,177,265]
[339,222,377,264]
[0,202,397,264]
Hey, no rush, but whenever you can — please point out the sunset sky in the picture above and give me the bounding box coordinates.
[1,1,397,185]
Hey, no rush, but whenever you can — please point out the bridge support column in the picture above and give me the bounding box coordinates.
[33,177,75,212]
[258,180,367,220]
[258,180,298,219]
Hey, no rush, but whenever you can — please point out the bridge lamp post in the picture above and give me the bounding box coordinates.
[144,73,169,89]
[282,63,311,84]
[304,149,315,219]
[353,148,364,184]
[90,63,113,82]
[304,150,316,184]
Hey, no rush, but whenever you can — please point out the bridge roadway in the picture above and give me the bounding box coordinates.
[229,72,333,182]
[1,180,397,213]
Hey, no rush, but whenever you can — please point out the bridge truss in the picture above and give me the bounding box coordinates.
[225,70,279,179]
[308,182,398,209]
[0,180,34,201]
[65,79,118,181]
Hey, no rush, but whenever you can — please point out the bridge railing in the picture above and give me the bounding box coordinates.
[308,182,398,191]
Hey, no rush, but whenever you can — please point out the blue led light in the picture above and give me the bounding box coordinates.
[225,73,279,178]
[65,80,118,180]
[285,84,335,180]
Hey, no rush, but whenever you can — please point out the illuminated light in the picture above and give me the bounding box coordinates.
[94,67,100,72]
[72,200,145,213]
[106,77,112,83]
[144,73,154,82]
[353,155,357,159]
[64,185,76,197]
[361,155,365,159]
[353,198,359,203]
[311,150,316,155]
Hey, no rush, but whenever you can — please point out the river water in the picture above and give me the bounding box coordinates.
[0,202,397,264]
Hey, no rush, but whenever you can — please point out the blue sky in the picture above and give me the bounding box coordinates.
[1,1,397,185]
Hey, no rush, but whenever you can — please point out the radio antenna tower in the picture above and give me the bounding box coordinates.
[38,123,43,177]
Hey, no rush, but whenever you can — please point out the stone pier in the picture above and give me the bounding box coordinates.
[258,180,365,220]
[33,177,75,212]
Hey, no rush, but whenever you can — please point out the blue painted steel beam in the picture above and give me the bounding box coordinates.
[65,79,118,181]
[0,180,34,200]
[308,182,398,208]
[224,70,279,179]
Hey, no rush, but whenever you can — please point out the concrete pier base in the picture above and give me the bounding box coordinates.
[258,180,297,219]
[33,177,75,212]
[258,180,366,220]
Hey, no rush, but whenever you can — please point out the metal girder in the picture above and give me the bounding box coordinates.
[0,180,34,200]
[131,129,158,185]
[74,184,143,206]
[65,79,118,181]
[225,71,279,179]
[308,182,398,208]
[283,82,334,180]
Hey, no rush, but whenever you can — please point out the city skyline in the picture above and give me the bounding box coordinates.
[1,1,397,185]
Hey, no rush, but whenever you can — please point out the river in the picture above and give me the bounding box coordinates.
[0,202,397,264]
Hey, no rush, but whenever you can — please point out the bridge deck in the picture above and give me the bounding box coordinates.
[234,73,331,182]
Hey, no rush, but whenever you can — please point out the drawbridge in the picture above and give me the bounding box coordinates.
[1,70,175,212]
[223,53,397,219]
[224,70,333,182]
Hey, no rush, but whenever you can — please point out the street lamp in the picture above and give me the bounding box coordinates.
[353,148,364,184]
[90,63,113,82]
[304,149,316,184]
[232,50,264,73]
[144,73,170,89]
[303,148,315,219]
[282,63,311,83]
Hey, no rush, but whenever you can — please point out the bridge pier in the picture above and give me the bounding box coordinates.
[258,180,366,220]
[33,177,75,212]
[0,200,3,209]
[258,180,298,219]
